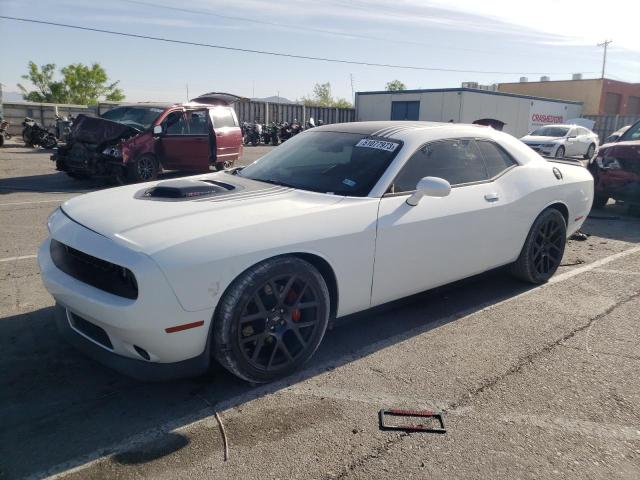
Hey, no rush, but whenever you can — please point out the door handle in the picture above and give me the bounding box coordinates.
[484,193,499,202]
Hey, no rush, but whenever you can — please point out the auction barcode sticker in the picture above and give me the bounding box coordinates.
[355,139,399,152]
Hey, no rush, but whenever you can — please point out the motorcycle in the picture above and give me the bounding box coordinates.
[279,121,292,142]
[22,117,57,149]
[245,121,262,146]
[0,119,11,148]
[261,123,272,145]
[267,122,280,145]
[290,119,303,137]
[54,114,74,143]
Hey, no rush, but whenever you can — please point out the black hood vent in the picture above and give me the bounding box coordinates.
[137,179,236,201]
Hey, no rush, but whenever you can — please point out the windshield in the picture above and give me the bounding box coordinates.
[101,106,165,130]
[530,127,569,137]
[620,121,640,142]
[239,131,402,196]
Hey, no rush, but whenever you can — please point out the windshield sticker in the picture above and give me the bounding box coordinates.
[355,139,399,152]
[150,108,164,113]
[342,178,357,187]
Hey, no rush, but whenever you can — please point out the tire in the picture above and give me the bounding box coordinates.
[511,208,567,284]
[22,129,32,147]
[0,135,4,148]
[555,146,565,158]
[251,136,259,146]
[213,256,330,383]
[42,135,57,149]
[592,194,609,209]
[215,159,233,171]
[127,154,158,183]
[584,143,596,160]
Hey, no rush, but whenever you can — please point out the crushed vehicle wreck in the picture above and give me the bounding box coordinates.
[51,93,244,183]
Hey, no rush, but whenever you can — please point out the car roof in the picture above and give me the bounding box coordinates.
[313,121,450,138]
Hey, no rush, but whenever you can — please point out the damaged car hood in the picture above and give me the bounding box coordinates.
[71,114,141,145]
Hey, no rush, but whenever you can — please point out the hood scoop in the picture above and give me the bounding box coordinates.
[136,179,237,201]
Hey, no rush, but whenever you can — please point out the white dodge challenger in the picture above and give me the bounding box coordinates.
[38,122,594,382]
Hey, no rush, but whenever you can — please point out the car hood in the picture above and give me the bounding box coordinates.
[71,113,141,145]
[520,135,563,143]
[59,173,344,254]
[598,140,640,159]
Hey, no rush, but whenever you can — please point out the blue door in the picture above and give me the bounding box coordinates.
[391,101,420,120]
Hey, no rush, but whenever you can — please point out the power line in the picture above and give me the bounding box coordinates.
[0,15,596,76]
[118,0,528,58]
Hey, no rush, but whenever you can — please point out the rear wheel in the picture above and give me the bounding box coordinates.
[22,129,32,147]
[584,143,596,160]
[213,256,330,383]
[511,208,566,284]
[555,146,565,158]
[215,160,233,171]
[128,154,158,183]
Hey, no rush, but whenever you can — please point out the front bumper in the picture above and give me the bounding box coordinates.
[38,211,215,380]
[55,304,210,381]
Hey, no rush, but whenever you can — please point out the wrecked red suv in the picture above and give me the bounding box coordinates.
[588,120,640,209]
[52,93,244,183]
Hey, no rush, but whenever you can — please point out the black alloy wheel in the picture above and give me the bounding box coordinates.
[129,154,158,182]
[511,208,567,284]
[214,256,330,383]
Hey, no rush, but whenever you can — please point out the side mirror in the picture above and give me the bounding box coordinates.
[406,176,451,206]
[153,125,163,135]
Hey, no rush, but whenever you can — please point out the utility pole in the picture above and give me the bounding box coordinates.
[597,39,613,79]
[350,74,355,104]
[186,84,189,102]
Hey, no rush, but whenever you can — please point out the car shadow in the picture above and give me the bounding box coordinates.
[583,203,640,243]
[0,268,533,479]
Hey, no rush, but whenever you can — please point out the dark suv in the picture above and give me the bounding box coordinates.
[588,120,640,209]
[53,93,244,183]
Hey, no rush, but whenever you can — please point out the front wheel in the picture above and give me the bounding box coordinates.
[213,256,330,383]
[127,154,158,183]
[42,134,58,149]
[511,208,567,284]
[555,146,565,158]
[22,129,32,147]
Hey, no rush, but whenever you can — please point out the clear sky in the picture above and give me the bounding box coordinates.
[1,0,639,103]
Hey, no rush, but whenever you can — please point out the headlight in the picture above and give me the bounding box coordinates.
[596,156,621,170]
[102,147,122,158]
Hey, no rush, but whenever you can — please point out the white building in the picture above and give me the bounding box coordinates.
[355,88,583,138]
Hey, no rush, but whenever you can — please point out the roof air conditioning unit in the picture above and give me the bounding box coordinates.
[519,77,528,83]
[540,76,550,82]
[572,73,583,80]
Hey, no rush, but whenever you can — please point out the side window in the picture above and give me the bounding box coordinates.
[476,140,517,178]
[210,108,236,128]
[392,139,488,193]
[569,128,578,137]
[577,127,589,136]
[162,111,186,135]
[186,110,208,134]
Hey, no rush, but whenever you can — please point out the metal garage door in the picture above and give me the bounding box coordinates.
[391,101,420,120]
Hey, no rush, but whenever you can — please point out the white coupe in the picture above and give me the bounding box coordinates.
[39,122,594,382]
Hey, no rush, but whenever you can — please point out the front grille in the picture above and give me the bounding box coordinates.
[68,311,113,349]
[50,239,138,299]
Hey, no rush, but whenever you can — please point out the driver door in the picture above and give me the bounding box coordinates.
[371,138,517,306]
[157,109,210,171]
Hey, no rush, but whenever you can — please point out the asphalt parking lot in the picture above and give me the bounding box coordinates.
[1,140,639,480]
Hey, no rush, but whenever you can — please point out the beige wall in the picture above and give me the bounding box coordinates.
[498,79,603,115]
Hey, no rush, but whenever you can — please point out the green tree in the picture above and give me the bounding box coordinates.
[18,62,67,103]
[385,80,406,91]
[61,63,124,104]
[302,82,352,108]
[17,61,125,104]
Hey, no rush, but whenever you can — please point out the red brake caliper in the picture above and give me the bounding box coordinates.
[287,289,301,322]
